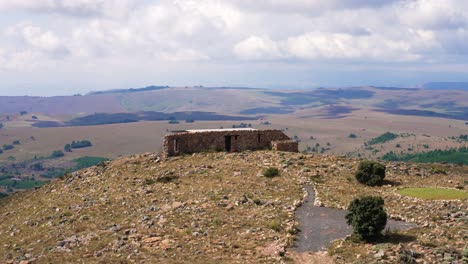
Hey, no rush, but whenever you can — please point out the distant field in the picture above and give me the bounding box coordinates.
[1,108,467,164]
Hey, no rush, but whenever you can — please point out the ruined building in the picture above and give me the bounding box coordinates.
[163,128,298,157]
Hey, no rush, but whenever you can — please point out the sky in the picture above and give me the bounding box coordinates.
[1,0,468,96]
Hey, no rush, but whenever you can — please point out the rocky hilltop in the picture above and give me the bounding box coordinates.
[0,151,466,264]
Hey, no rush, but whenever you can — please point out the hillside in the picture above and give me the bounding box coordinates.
[0,151,466,263]
[0,86,467,121]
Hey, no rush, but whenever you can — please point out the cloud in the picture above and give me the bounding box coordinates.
[234,35,283,60]
[1,0,468,92]
[0,0,134,18]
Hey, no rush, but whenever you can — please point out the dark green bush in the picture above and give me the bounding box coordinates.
[3,144,14,151]
[263,167,279,178]
[345,196,387,242]
[355,160,386,186]
[51,150,65,158]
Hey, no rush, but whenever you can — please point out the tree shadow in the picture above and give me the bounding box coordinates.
[375,232,417,244]
[380,179,401,186]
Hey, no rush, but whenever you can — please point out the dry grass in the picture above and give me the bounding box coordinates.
[0,151,306,263]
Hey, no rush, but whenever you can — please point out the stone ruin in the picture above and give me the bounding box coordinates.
[163,128,298,157]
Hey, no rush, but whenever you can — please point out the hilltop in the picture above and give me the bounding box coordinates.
[0,151,466,263]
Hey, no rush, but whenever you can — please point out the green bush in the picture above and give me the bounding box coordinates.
[51,150,65,158]
[355,160,386,186]
[3,144,14,151]
[263,167,279,178]
[345,196,387,242]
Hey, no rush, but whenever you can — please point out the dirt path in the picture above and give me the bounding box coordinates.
[293,185,418,253]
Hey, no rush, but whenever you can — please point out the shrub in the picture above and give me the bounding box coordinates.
[263,167,279,178]
[267,220,281,232]
[348,133,357,138]
[3,144,14,151]
[70,140,92,148]
[345,196,387,242]
[64,144,72,152]
[355,160,386,186]
[51,150,65,158]
[12,140,20,145]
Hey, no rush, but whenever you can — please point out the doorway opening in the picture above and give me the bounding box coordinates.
[224,136,231,152]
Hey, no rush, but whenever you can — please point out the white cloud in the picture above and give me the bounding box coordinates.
[234,35,283,60]
[1,0,468,92]
[0,0,134,18]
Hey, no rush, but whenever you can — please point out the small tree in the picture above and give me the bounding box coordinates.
[355,160,386,186]
[346,196,387,242]
[64,144,72,152]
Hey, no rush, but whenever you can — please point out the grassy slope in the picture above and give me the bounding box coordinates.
[1,151,467,263]
[0,151,304,263]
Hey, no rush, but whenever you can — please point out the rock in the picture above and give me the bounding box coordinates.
[374,250,385,259]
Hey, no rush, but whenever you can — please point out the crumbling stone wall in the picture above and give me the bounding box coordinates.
[271,140,299,152]
[163,129,295,157]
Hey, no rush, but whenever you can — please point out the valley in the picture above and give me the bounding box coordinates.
[0,86,467,195]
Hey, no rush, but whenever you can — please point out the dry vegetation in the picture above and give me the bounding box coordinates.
[0,151,306,263]
[0,150,466,263]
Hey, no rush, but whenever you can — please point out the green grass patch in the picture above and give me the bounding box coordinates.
[0,179,48,189]
[72,156,108,170]
[397,188,468,200]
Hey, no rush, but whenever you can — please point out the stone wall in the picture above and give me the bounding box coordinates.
[271,140,299,152]
[163,129,294,157]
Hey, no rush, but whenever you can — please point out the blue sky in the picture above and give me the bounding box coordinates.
[0,0,468,96]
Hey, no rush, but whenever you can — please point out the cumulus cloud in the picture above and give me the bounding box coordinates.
[0,0,134,18]
[1,0,468,92]
[234,35,283,60]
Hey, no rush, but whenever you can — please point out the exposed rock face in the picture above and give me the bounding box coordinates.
[163,129,295,157]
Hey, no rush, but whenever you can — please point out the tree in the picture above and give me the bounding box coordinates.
[345,196,387,242]
[355,160,386,186]
[64,144,72,152]
[51,150,65,158]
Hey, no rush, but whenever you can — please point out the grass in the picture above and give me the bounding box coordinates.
[0,179,48,189]
[397,188,468,200]
[72,156,108,170]
[0,151,304,263]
